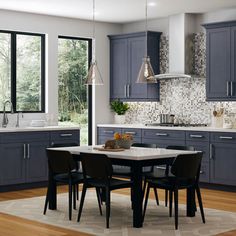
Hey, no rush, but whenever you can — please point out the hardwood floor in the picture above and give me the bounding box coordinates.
[0,186,236,236]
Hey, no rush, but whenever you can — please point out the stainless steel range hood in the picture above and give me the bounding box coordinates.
[155,14,194,80]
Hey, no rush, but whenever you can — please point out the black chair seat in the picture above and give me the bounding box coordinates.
[54,172,84,184]
[86,178,132,189]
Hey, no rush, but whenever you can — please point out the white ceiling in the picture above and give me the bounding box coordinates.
[0,0,236,23]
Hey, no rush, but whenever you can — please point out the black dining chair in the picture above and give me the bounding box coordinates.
[77,153,133,228]
[143,145,195,208]
[143,152,205,230]
[43,150,84,220]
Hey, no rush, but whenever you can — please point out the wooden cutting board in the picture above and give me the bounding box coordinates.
[93,147,125,152]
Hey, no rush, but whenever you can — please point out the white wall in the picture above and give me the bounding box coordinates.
[0,9,122,142]
[122,17,169,35]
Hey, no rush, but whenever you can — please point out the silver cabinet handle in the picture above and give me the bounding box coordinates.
[124,85,127,98]
[156,133,168,136]
[127,84,130,98]
[23,144,26,159]
[231,81,233,96]
[60,133,73,137]
[200,170,204,174]
[227,81,230,96]
[219,136,233,140]
[190,134,203,138]
[27,144,30,159]
[156,166,166,170]
[125,131,136,135]
[210,143,213,160]
[103,130,114,134]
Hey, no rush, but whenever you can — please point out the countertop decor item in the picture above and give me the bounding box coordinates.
[212,106,224,128]
[111,100,129,124]
[114,132,133,149]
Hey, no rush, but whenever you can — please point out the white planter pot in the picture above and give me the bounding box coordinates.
[114,114,126,124]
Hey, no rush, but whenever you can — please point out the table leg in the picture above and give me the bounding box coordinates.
[132,162,143,228]
[187,187,195,217]
[48,172,57,210]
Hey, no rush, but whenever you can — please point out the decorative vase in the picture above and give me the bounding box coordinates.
[116,139,132,149]
[114,114,126,124]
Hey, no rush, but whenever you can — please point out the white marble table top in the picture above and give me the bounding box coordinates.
[48,145,197,161]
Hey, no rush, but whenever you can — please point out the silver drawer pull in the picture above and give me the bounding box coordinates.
[125,131,136,135]
[200,170,204,174]
[27,144,30,159]
[219,136,233,140]
[190,134,203,138]
[156,133,168,136]
[156,166,167,170]
[60,133,73,137]
[103,131,114,134]
[23,144,26,159]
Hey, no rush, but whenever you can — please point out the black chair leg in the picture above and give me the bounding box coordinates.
[43,188,49,215]
[105,187,110,228]
[196,185,206,223]
[169,190,173,217]
[174,188,178,230]
[142,177,147,199]
[143,184,151,222]
[69,182,72,220]
[73,184,76,210]
[153,187,159,205]
[96,187,103,216]
[165,189,168,207]
[77,184,87,222]
[76,184,79,200]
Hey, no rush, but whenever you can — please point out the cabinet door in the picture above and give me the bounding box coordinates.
[128,36,147,99]
[206,27,231,100]
[26,141,49,183]
[110,39,128,99]
[231,26,236,97]
[1,143,26,185]
[142,138,185,148]
[210,143,236,186]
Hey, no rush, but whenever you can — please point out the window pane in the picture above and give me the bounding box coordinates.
[58,38,89,145]
[0,33,11,110]
[16,34,42,111]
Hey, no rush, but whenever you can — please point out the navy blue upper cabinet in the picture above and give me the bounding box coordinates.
[203,21,236,101]
[108,31,162,101]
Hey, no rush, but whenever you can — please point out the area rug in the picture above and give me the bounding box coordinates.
[0,191,236,236]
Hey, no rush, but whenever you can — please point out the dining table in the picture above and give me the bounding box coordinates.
[47,145,197,228]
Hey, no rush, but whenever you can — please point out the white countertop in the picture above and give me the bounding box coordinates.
[49,145,196,161]
[97,123,236,132]
[0,126,80,133]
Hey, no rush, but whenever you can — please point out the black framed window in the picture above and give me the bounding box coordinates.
[0,30,45,112]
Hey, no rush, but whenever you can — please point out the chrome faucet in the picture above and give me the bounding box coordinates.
[2,100,14,128]
[16,112,23,128]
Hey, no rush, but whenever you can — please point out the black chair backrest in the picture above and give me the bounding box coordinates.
[47,150,76,174]
[171,152,203,179]
[166,145,195,151]
[51,142,79,147]
[80,153,113,181]
[132,143,157,148]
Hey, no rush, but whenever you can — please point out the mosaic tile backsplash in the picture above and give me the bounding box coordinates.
[123,33,236,127]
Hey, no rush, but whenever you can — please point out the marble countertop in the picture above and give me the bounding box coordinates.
[97,124,236,133]
[0,126,80,133]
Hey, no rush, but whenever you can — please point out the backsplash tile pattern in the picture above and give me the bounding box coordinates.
[124,33,236,126]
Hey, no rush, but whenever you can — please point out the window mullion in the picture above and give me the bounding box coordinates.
[11,33,16,112]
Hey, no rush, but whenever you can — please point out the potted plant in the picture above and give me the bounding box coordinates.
[110,99,129,124]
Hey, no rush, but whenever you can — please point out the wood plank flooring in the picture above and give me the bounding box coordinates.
[0,186,236,236]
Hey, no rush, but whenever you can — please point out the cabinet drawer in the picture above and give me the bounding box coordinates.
[121,128,141,138]
[142,138,185,148]
[186,131,209,142]
[2,131,49,143]
[210,132,236,143]
[98,127,122,137]
[50,130,80,143]
[142,129,185,140]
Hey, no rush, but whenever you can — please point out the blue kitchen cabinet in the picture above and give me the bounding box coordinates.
[121,128,142,143]
[142,129,185,148]
[97,127,122,145]
[0,132,50,186]
[203,21,236,101]
[210,132,236,186]
[186,131,210,183]
[108,31,162,101]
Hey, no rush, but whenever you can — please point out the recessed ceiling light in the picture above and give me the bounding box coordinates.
[148,2,157,7]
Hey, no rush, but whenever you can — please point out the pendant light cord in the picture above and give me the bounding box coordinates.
[92,0,95,62]
[145,0,148,58]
